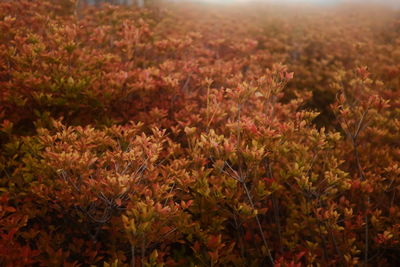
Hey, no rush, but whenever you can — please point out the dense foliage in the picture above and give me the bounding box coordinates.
[1,1,400,266]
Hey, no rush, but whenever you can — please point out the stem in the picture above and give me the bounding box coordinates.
[268,158,282,253]
[317,218,329,265]
[233,98,273,264]
[131,244,135,267]
[233,213,245,259]
[353,109,368,140]
[206,108,218,131]
[329,227,345,266]
[351,116,368,266]
[141,236,145,267]
[242,182,274,265]
[352,140,369,267]
[237,102,241,151]
[364,196,370,267]
[237,102,245,179]
[272,195,283,254]
[206,84,210,131]
[353,141,365,181]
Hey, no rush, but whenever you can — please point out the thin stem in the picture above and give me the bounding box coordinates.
[353,141,365,181]
[206,108,218,131]
[237,103,241,152]
[272,195,283,254]
[364,195,370,267]
[329,227,345,266]
[242,182,274,265]
[131,244,135,267]
[268,162,283,254]
[206,84,210,132]
[233,213,245,259]
[141,235,145,267]
[353,109,369,140]
[350,113,369,266]
[316,218,329,265]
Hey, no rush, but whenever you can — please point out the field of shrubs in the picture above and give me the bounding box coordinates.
[1,0,400,266]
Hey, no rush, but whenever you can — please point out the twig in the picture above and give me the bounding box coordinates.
[329,227,345,266]
[353,109,369,140]
[131,244,135,267]
[242,182,275,265]
[267,160,283,254]
[141,235,145,266]
[349,110,370,266]
[233,213,246,259]
[222,161,274,264]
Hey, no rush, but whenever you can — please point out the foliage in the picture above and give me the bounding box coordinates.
[1,0,400,266]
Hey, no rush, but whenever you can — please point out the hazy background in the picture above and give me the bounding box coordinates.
[187,0,400,8]
[82,0,400,10]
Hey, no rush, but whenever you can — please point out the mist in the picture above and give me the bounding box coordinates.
[187,0,400,9]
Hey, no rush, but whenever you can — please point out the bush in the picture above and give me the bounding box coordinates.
[1,1,400,266]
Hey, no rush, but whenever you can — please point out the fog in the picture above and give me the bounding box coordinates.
[189,0,400,9]
[82,0,400,9]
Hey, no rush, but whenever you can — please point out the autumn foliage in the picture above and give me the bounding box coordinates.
[1,0,400,266]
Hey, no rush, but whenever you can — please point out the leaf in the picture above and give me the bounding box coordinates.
[4,206,16,213]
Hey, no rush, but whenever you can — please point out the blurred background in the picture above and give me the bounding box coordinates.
[81,0,400,8]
